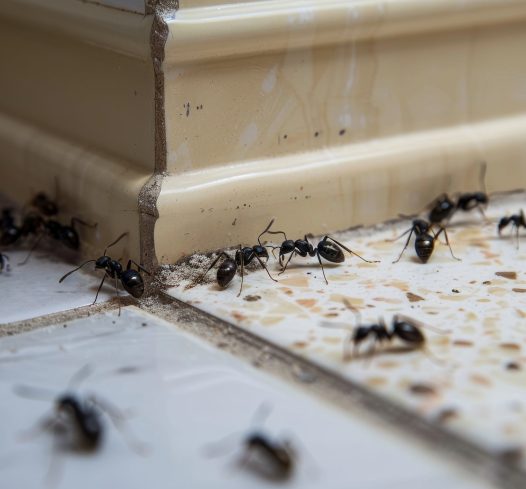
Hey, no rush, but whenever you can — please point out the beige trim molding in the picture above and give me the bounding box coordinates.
[166,0,526,64]
[0,111,150,259]
[155,114,526,261]
[0,0,152,59]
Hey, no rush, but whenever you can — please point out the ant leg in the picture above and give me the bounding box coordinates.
[18,233,44,265]
[324,236,379,263]
[17,416,59,442]
[70,217,97,229]
[278,252,295,276]
[0,254,10,273]
[266,245,279,260]
[343,333,353,362]
[127,259,151,275]
[435,227,461,261]
[199,252,230,283]
[237,246,244,297]
[44,436,65,488]
[515,224,520,250]
[385,227,412,243]
[89,396,149,455]
[92,274,107,305]
[476,205,488,221]
[255,255,278,283]
[363,339,379,367]
[422,346,445,366]
[114,276,121,316]
[103,232,129,255]
[392,228,415,264]
[315,251,328,285]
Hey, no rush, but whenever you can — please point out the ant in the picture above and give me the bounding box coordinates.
[200,221,277,297]
[261,219,378,284]
[205,403,296,481]
[321,299,447,362]
[498,210,526,248]
[17,213,96,265]
[390,218,460,263]
[428,162,488,225]
[31,192,59,217]
[59,232,150,313]
[14,365,147,483]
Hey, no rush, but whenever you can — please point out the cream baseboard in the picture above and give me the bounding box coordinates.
[156,114,526,261]
[0,111,150,260]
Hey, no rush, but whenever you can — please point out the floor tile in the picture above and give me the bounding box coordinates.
[0,307,490,489]
[167,191,526,470]
[1,248,113,324]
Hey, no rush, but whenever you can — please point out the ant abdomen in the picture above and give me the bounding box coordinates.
[415,234,434,263]
[317,240,345,263]
[393,319,425,344]
[217,258,237,287]
[121,270,145,298]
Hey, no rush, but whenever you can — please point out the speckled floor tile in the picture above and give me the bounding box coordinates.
[167,191,526,470]
[0,248,113,324]
[0,307,489,489]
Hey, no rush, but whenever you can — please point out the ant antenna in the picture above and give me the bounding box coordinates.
[479,161,487,194]
[67,364,93,390]
[262,220,288,242]
[257,219,277,246]
[104,232,129,255]
[59,260,96,283]
[250,402,272,430]
[342,298,362,324]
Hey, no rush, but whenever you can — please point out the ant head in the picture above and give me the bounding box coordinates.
[474,191,489,205]
[253,245,269,258]
[413,219,430,234]
[33,193,58,216]
[56,394,81,415]
[95,256,111,269]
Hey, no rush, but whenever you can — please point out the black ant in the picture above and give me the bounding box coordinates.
[31,192,58,217]
[200,221,277,297]
[261,219,378,284]
[205,404,296,481]
[14,365,147,483]
[428,162,488,225]
[390,218,460,263]
[498,210,526,248]
[321,299,447,362]
[17,214,96,265]
[59,232,150,313]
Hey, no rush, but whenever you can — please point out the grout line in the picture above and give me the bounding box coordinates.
[0,298,134,336]
[139,291,526,489]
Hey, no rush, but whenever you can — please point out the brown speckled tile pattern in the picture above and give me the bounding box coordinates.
[167,192,526,465]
